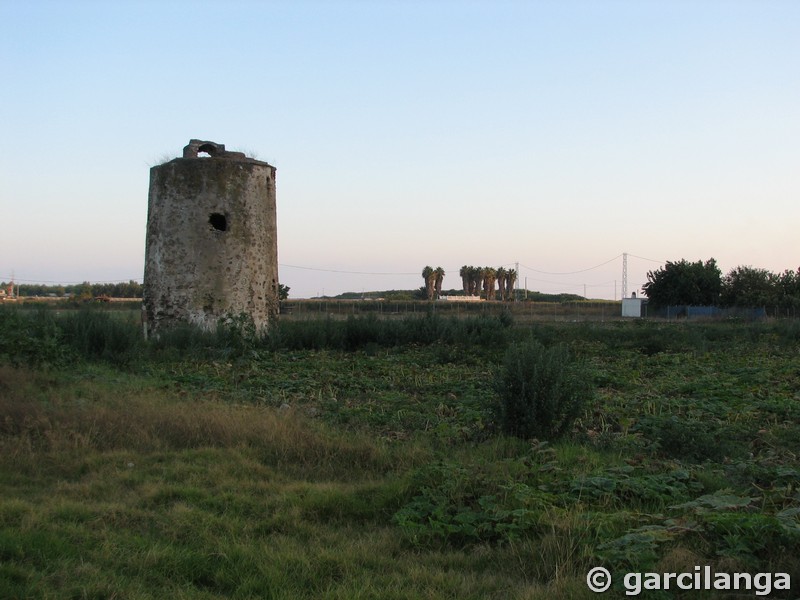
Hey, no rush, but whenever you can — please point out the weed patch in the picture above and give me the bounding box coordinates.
[493,340,592,440]
[2,315,800,597]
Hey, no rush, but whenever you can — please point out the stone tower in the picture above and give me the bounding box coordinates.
[143,139,278,335]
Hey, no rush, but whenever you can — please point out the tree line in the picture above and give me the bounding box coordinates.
[420,266,518,301]
[3,280,143,299]
[3,281,291,301]
[643,259,800,309]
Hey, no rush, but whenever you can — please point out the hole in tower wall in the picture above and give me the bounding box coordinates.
[198,143,218,157]
[209,213,228,232]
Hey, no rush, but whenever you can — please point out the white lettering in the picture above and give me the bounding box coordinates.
[643,572,661,590]
[754,573,770,596]
[662,572,676,589]
[606,568,790,596]
[677,572,694,590]
[774,574,790,591]
[714,572,730,590]
[733,572,752,590]
[624,572,641,596]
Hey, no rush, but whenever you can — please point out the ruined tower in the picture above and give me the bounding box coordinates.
[143,139,278,335]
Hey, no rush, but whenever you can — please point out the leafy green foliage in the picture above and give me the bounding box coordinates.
[721,265,778,307]
[720,265,800,310]
[641,260,800,311]
[493,339,592,440]
[596,525,678,572]
[642,258,722,307]
[633,416,748,462]
[8,279,142,298]
[278,283,290,300]
[57,307,143,365]
[393,460,555,545]
[0,308,66,368]
[570,467,699,508]
[266,313,515,352]
[2,311,800,597]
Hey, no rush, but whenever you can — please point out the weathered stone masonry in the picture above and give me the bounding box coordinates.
[143,140,278,335]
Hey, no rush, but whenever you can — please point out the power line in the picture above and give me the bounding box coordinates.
[5,252,655,286]
[627,253,665,264]
[279,263,418,276]
[519,255,622,276]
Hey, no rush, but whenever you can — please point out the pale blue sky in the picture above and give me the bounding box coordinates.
[1,0,797,299]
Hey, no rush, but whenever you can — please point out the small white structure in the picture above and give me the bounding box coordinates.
[622,294,646,318]
[439,295,483,302]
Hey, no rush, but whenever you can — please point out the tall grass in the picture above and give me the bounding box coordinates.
[0,365,424,480]
[57,306,143,364]
[267,312,515,351]
[1,307,519,367]
[5,304,800,369]
[0,369,602,599]
[0,306,141,367]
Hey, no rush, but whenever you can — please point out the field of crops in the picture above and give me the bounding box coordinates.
[1,307,799,598]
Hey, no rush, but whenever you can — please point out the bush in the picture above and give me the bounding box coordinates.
[0,308,67,368]
[58,308,142,365]
[392,461,552,545]
[493,339,591,440]
[265,313,515,352]
[633,416,747,462]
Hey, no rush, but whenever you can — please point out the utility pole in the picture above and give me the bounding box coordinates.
[515,261,519,302]
[621,253,628,300]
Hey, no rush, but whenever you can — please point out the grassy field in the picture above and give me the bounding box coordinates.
[1,308,799,598]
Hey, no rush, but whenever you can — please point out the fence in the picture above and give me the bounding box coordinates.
[652,306,800,320]
[280,300,800,322]
[279,299,623,322]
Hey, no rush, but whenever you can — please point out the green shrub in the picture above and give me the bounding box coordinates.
[493,339,591,440]
[392,461,553,545]
[0,308,67,368]
[634,416,747,462]
[58,307,142,365]
[147,321,213,357]
[265,313,515,352]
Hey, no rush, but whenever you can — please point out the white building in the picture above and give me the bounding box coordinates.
[621,295,646,318]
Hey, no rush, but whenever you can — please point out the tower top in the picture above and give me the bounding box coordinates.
[176,139,273,168]
[182,139,246,159]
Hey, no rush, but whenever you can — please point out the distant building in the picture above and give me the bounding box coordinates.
[439,295,483,302]
[621,294,647,318]
[1,281,16,301]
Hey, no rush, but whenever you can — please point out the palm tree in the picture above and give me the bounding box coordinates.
[496,267,507,302]
[469,266,482,297]
[483,267,497,300]
[505,268,517,301]
[459,266,470,295]
[422,266,435,301]
[434,267,445,299]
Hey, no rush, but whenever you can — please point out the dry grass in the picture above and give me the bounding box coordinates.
[1,366,586,599]
[0,365,426,480]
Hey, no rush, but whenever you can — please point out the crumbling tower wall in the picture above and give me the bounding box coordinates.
[143,139,278,335]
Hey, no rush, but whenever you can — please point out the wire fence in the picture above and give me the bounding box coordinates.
[280,299,624,322]
[280,300,800,322]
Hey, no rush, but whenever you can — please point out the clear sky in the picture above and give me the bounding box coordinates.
[2,0,798,299]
